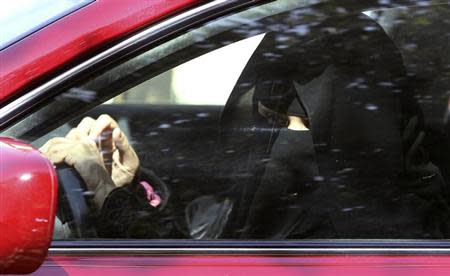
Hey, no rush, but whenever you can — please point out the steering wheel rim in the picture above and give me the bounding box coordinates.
[56,164,98,238]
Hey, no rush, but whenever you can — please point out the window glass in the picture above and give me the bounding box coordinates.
[108,34,265,105]
[2,0,450,240]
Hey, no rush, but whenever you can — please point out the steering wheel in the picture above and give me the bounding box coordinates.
[56,164,98,238]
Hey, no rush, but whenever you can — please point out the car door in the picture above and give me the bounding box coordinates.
[2,0,450,274]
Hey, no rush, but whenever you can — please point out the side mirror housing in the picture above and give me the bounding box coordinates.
[0,137,58,274]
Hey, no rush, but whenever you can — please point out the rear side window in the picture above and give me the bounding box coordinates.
[0,0,93,50]
[3,0,450,240]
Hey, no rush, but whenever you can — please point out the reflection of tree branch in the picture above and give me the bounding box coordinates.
[445,96,450,124]
[60,87,97,103]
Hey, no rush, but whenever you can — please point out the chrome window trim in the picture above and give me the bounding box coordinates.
[49,240,450,255]
[49,247,450,256]
[0,0,260,127]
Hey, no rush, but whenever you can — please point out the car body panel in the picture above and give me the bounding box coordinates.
[0,0,200,102]
[31,255,450,275]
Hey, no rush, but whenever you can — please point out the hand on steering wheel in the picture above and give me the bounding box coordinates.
[40,114,139,207]
[39,131,114,210]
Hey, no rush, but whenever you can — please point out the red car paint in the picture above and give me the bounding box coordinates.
[32,255,450,275]
[0,0,200,102]
[0,137,58,274]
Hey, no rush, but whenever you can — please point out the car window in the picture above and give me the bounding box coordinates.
[2,0,450,240]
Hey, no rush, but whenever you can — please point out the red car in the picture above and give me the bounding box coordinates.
[1,0,450,274]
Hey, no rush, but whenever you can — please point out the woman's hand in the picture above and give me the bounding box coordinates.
[76,114,140,187]
[39,132,115,209]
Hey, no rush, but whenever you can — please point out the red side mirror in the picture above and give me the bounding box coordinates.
[0,137,58,274]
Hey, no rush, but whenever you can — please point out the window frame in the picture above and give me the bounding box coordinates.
[2,0,450,255]
[49,240,450,255]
